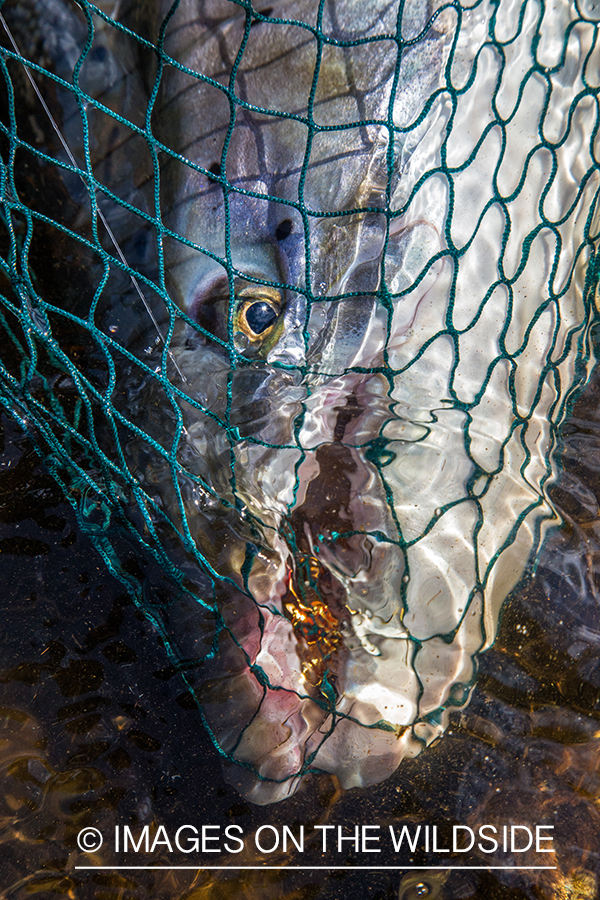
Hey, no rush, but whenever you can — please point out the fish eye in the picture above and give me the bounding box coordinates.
[233,286,283,353]
[192,279,283,353]
[243,300,278,335]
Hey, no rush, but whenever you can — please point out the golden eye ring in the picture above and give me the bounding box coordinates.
[233,286,283,352]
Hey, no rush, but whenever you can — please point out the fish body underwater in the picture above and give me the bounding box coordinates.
[1,0,599,804]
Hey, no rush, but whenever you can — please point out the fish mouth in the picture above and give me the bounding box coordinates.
[167,339,492,804]
[281,552,350,695]
[211,386,424,804]
[209,357,505,804]
[281,437,386,693]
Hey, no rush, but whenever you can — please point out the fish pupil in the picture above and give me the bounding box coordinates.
[245,301,277,335]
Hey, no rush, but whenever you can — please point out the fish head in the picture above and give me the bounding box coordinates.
[155,0,402,526]
[156,0,398,350]
[137,0,598,803]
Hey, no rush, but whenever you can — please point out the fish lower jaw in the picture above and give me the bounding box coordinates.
[214,563,457,802]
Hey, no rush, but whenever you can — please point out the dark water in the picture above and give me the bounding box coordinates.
[2,356,600,900]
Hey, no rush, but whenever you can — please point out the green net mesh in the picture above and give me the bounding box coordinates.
[0,0,599,804]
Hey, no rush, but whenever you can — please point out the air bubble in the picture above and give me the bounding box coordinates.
[233,331,249,351]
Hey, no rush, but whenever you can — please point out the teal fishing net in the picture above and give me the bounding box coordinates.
[0,0,599,802]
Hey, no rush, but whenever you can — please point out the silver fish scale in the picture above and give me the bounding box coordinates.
[0,0,598,804]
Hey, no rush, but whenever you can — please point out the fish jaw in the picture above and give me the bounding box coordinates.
[169,371,485,801]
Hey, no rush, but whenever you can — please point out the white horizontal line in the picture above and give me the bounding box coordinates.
[74,865,558,871]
